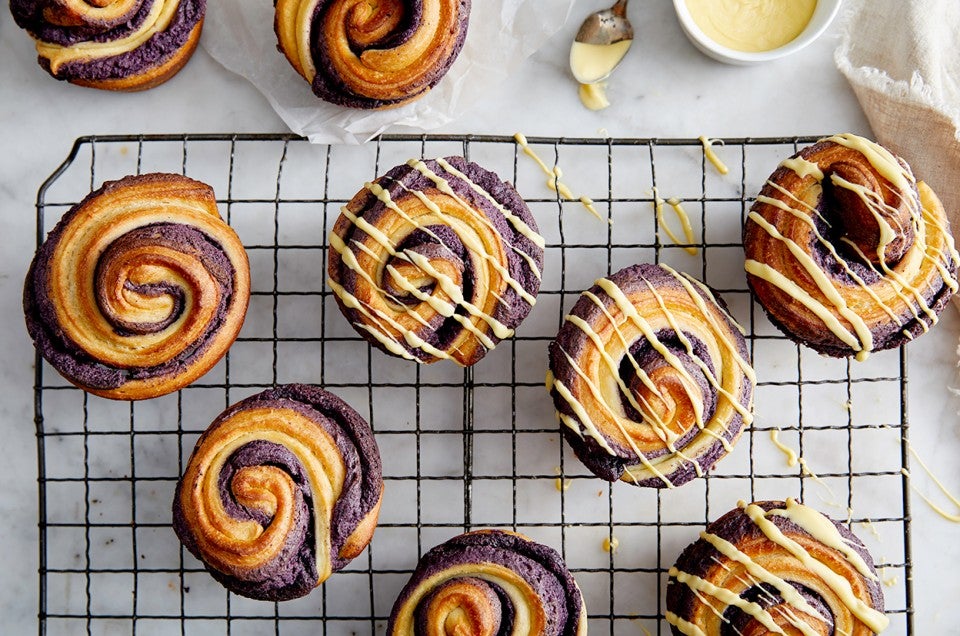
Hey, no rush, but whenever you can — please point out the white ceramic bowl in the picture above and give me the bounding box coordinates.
[672,0,843,65]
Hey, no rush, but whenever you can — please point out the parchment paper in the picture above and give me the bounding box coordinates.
[202,0,576,144]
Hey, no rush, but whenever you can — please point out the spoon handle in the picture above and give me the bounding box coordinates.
[612,0,628,18]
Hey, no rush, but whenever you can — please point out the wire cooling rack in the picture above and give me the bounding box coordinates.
[34,134,914,635]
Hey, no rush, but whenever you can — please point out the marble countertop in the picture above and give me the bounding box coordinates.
[2,1,958,633]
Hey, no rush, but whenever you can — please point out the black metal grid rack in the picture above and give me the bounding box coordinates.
[34,134,914,635]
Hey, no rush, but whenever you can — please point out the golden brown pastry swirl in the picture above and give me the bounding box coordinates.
[547,263,754,488]
[173,384,383,601]
[388,530,587,635]
[10,0,205,91]
[327,156,544,366]
[744,133,960,359]
[274,0,471,108]
[667,499,887,636]
[23,173,249,400]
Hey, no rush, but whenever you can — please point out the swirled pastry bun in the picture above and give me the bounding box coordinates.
[744,133,960,360]
[173,384,383,601]
[274,0,471,109]
[548,263,754,488]
[327,156,544,366]
[10,0,205,91]
[388,530,587,635]
[23,173,249,400]
[667,499,887,635]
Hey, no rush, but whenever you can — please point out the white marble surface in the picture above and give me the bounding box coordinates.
[1,0,958,633]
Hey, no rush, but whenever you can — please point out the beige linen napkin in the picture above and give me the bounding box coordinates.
[835,0,960,235]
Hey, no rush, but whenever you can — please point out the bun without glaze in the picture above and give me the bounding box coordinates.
[10,0,205,91]
[327,156,544,366]
[173,384,383,601]
[667,499,887,636]
[744,133,960,360]
[388,530,587,635]
[23,173,249,400]
[548,263,754,488]
[274,0,471,109]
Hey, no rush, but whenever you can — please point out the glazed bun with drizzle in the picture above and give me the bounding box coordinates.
[327,156,544,366]
[547,263,755,488]
[667,499,887,635]
[744,133,960,360]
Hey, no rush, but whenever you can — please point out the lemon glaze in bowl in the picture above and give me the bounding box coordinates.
[672,0,843,65]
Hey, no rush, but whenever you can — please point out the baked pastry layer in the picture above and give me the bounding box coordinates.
[388,530,587,635]
[274,0,471,109]
[172,383,383,601]
[327,156,544,366]
[744,133,960,359]
[667,499,887,635]
[23,172,249,400]
[10,0,205,91]
[548,263,754,488]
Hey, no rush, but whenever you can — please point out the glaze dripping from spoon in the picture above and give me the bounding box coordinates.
[570,0,633,111]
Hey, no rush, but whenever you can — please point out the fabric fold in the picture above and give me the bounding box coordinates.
[835,0,960,250]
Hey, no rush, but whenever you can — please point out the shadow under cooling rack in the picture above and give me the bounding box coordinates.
[35,134,914,635]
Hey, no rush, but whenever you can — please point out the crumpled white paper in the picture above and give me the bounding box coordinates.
[202,0,576,144]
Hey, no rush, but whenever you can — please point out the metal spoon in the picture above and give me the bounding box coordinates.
[574,0,633,48]
[570,0,633,86]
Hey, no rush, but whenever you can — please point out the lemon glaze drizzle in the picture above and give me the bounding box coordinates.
[513,133,605,222]
[670,499,888,634]
[698,136,729,176]
[549,265,752,487]
[902,438,960,523]
[328,159,546,363]
[330,201,508,353]
[747,134,960,360]
[651,187,697,255]
[706,553,826,636]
